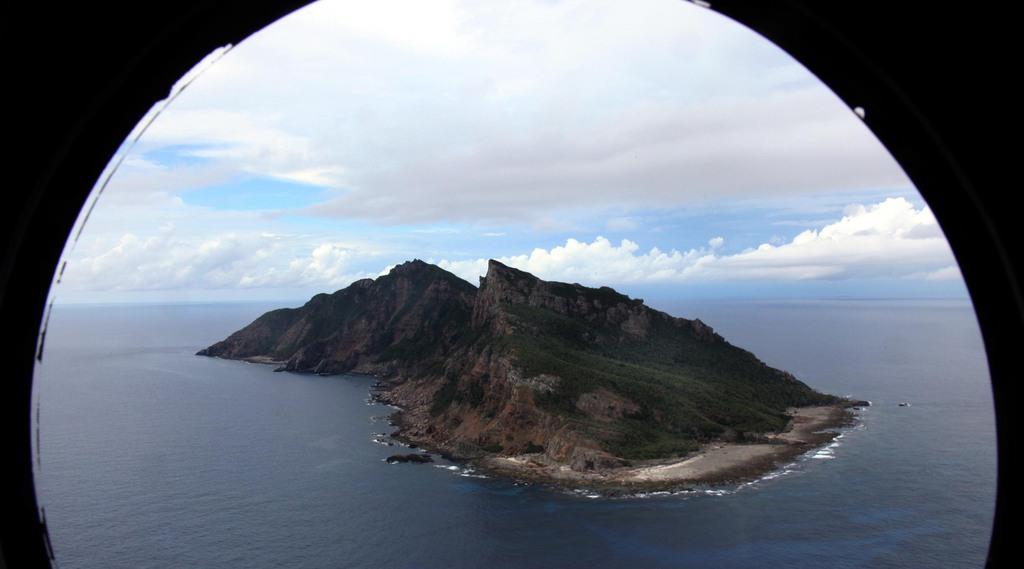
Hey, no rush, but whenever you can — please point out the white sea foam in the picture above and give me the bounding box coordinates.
[635,490,673,498]
[568,488,604,499]
[623,488,698,500]
[432,463,489,479]
[757,468,793,482]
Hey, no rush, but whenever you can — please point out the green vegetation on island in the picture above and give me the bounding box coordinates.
[199,259,843,472]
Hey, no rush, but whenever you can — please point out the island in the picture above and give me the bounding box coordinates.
[198,259,863,491]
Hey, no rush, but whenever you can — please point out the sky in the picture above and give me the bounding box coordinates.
[53,0,967,305]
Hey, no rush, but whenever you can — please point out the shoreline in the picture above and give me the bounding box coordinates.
[379,391,860,493]
[218,358,861,494]
[474,405,856,493]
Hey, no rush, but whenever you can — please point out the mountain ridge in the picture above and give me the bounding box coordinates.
[199,259,846,478]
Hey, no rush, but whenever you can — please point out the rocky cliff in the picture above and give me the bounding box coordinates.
[198,260,476,376]
[199,259,840,472]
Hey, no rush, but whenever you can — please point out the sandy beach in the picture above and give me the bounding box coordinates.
[481,405,854,491]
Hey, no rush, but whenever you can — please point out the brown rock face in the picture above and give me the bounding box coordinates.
[472,260,659,341]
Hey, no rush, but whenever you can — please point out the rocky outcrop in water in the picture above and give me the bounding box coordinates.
[385,453,433,464]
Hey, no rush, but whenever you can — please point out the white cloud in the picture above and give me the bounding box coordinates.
[138,108,344,187]
[438,198,957,285]
[63,230,378,294]
[96,156,230,205]
[920,265,963,281]
[58,1,947,302]
[58,197,961,302]
[303,88,907,224]
[128,0,909,225]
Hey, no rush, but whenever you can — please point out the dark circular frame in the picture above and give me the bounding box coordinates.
[4,1,1019,567]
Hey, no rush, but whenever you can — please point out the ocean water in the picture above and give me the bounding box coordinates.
[33,299,996,568]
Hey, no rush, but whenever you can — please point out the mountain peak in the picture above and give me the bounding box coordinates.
[382,260,477,292]
[482,259,536,284]
[389,258,430,274]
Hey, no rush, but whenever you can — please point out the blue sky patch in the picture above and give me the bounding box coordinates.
[143,144,221,168]
[181,176,331,211]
